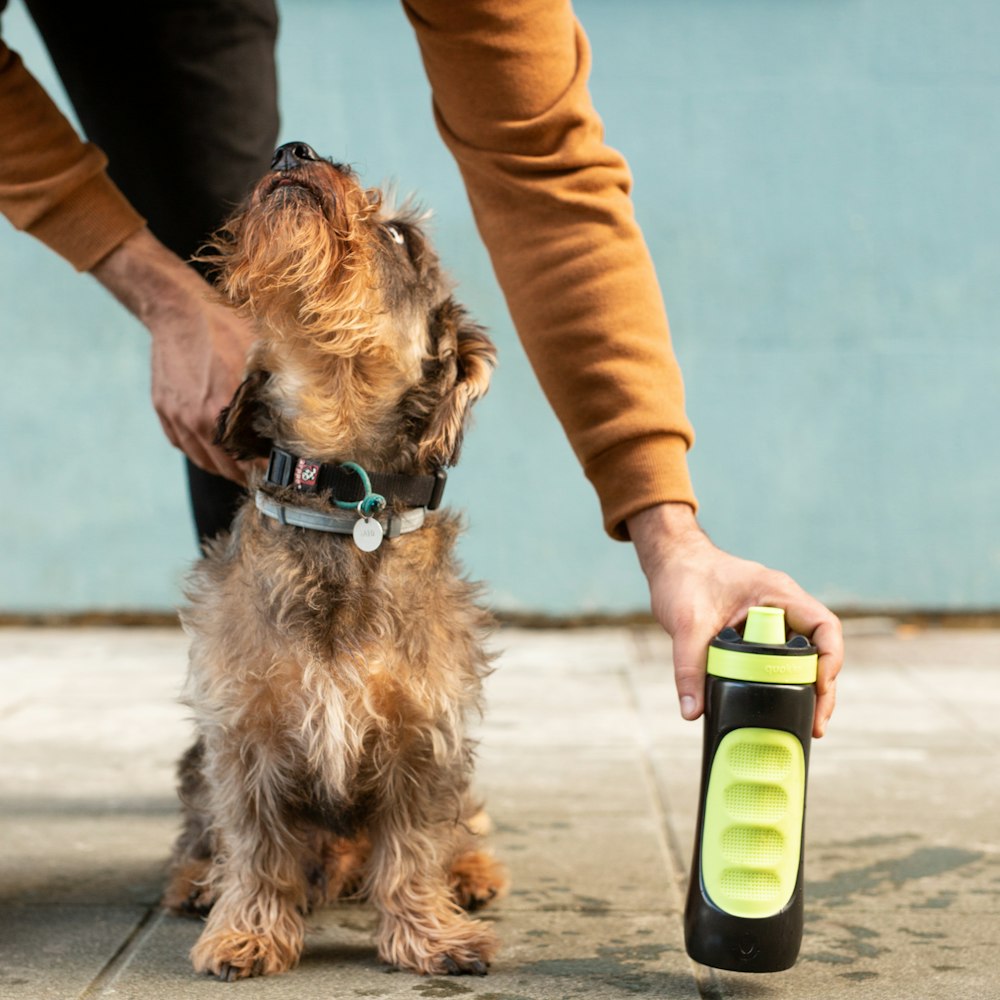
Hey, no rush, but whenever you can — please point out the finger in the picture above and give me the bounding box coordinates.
[779,594,844,738]
[206,444,249,485]
[155,410,212,473]
[196,434,244,483]
[779,590,844,662]
[186,407,246,483]
[813,635,843,738]
[152,390,223,475]
[814,675,838,739]
[671,626,709,721]
[153,410,182,452]
[171,422,225,480]
[159,405,247,486]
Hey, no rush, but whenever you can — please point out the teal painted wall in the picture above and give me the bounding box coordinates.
[2,1,999,614]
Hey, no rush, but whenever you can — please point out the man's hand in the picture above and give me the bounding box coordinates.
[628,502,843,739]
[90,228,253,482]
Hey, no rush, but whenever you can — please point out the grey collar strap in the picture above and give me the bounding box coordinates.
[255,490,426,538]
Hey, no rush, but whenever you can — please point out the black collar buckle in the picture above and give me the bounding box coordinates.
[266,447,295,488]
[428,468,447,511]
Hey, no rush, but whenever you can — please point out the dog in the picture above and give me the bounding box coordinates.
[162,141,506,980]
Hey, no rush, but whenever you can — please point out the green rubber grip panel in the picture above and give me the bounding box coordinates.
[701,728,806,919]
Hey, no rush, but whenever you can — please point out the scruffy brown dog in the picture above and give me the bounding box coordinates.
[163,142,506,981]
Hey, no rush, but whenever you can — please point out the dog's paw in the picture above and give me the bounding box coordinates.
[215,959,264,983]
[190,926,302,980]
[379,915,498,977]
[423,926,498,977]
[450,849,509,912]
[162,859,215,917]
[439,953,490,976]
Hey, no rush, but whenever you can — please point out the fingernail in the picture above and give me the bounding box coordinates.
[680,696,697,719]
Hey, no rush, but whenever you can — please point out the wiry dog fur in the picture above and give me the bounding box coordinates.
[163,148,506,981]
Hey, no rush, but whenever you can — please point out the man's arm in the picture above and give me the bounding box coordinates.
[0,40,143,269]
[0,38,251,482]
[403,0,697,537]
[404,0,843,727]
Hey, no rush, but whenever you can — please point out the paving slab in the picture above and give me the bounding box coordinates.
[475,747,654,817]
[1,623,999,999]
[98,907,700,1000]
[0,906,149,1000]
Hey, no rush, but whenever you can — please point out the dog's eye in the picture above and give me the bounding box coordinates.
[386,225,406,246]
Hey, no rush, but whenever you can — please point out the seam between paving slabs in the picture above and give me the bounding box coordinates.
[78,906,164,999]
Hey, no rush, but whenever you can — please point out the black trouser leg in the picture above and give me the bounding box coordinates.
[184,459,247,547]
[26,0,281,546]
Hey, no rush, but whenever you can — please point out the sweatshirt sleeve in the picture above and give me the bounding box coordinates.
[402,0,697,539]
[0,38,145,271]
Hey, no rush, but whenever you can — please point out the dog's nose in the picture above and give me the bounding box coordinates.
[271,141,321,172]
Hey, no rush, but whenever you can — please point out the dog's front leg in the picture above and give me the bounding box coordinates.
[189,740,308,981]
[367,783,499,976]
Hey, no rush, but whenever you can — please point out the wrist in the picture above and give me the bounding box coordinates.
[628,501,699,537]
[627,502,706,580]
[90,228,205,327]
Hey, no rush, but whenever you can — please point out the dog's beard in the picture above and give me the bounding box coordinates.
[207,187,384,353]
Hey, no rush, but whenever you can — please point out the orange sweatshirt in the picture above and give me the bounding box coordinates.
[0,0,696,538]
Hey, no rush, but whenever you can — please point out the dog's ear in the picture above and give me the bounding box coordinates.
[214,369,274,460]
[417,300,496,468]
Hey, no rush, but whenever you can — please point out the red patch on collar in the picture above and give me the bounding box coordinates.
[293,459,321,492]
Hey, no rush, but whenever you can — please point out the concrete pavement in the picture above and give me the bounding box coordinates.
[0,623,997,999]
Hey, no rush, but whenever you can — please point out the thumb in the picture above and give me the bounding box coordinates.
[671,626,708,721]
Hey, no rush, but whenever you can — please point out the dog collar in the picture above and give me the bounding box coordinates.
[265,447,446,510]
[255,490,426,545]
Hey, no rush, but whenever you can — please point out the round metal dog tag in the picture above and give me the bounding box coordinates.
[353,517,384,552]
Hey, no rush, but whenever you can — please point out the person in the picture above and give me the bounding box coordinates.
[0,0,842,736]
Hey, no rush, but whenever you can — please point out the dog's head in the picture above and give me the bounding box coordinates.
[206,142,495,474]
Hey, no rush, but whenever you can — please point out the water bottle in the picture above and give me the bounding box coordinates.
[684,606,817,972]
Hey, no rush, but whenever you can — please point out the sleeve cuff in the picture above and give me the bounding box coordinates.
[585,433,698,541]
[26,170,146,272]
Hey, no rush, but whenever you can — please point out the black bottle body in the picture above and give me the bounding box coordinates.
[684,673,816,972]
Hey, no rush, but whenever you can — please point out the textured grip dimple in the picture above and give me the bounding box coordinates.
[724,782,788,824]
[700,728,806,919]
[721,826,784,866]
[729,741,792,778]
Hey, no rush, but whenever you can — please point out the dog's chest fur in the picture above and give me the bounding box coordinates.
[182,503,490,820]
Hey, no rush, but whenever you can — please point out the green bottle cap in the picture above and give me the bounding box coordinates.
[707,606,818,684]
